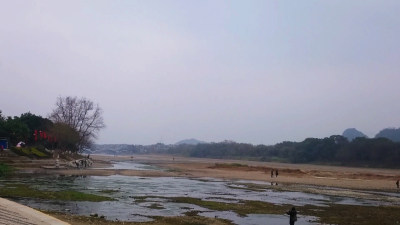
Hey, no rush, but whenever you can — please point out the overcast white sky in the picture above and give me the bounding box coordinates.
[1,0,400,145]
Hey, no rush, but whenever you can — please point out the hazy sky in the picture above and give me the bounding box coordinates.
[1,1,400,145]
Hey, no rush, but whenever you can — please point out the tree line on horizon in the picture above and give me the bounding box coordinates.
[145,135,400,168]
[0,96,104,153]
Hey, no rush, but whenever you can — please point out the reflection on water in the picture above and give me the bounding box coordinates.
[1,161,398,224]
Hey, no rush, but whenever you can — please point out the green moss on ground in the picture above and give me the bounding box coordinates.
[44,194,400,225]
[147,203,165,209]
[167,196,400,225]
[301,204,400,225]
[0,184,113,202]
[170,197,288,216]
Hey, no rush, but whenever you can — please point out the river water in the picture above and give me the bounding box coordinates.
[1,161,398,225]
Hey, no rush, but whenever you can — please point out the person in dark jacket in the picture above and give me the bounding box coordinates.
[286,207,297,225]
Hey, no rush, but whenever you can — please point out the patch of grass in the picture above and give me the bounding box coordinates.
[99,189,119,194]
[46,193,400,225]
[170,196,400,224]
[30,147,48,157]
[0,163,13,177]
[0,184,113,202]
[133,196,150,203]
[213,163,248,168]
[10,147,50,158]
[170,197,288,216]
[147,203,164,209]
[165,168,183,173]
[184,211,200,216]
[301,204,400,225]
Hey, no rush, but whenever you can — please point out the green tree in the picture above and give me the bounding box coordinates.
[3,117,30,145]
[19,112,53,143]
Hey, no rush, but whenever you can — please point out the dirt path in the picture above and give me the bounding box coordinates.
[0,197,70,225]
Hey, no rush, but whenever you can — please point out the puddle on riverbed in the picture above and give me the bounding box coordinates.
[92,161,162,171]
[1,161,398,224]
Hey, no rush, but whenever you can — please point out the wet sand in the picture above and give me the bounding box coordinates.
[29,154,400,191]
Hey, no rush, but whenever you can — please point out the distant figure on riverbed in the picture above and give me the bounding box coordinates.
[286,207,297,225]
[396,180,399,189]
[271,169,274,178]
[275,169,279,178]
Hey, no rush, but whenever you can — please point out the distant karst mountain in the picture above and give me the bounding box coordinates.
[342,128,368,141]
[375,128,400,142]
[175,138,206,145]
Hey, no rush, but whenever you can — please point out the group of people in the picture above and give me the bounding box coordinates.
[270,169,279,178]
[67,158,93,169]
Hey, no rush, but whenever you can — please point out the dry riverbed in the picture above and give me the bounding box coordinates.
[4,154,400,225]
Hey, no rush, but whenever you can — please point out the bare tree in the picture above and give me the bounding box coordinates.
[49,96,105,151]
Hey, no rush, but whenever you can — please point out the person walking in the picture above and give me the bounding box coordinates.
[275,169,279,178]
[271,169,274,178]
[286,207,297,225]
[396,180,399,189]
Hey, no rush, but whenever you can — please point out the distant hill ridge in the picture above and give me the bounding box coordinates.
[175,138,206,145]
[375,128,400,142]
[342,128,368,141]
[342,127,400,143]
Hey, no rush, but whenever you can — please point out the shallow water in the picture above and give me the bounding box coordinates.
[1,161,398,224]
[92,161,162,171]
